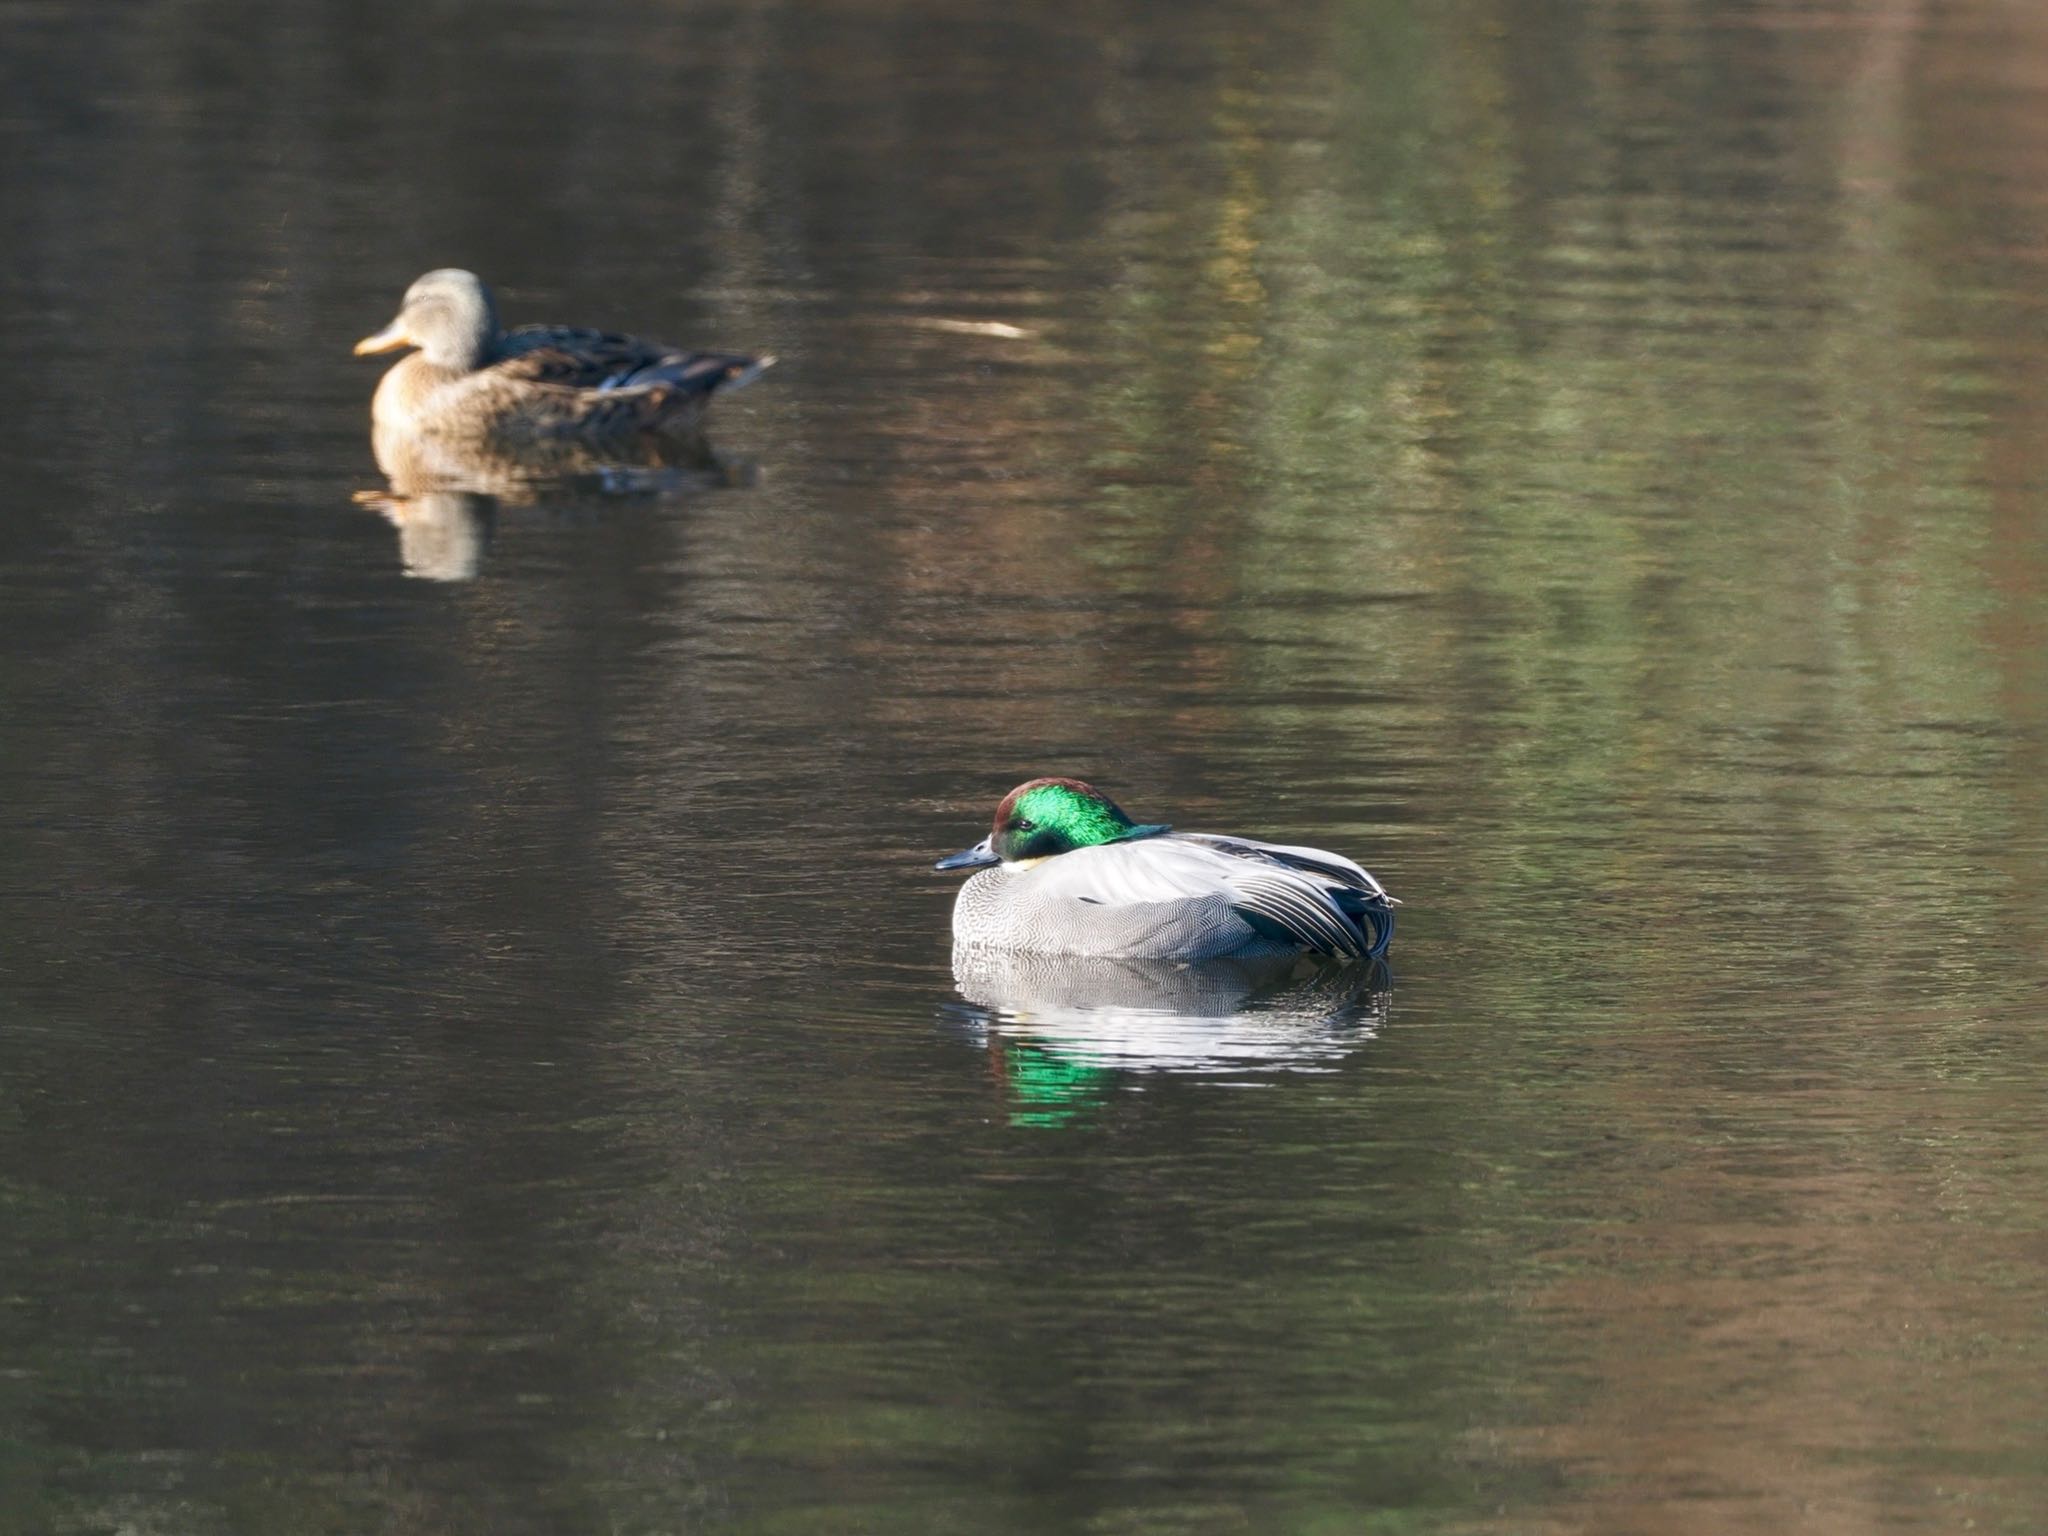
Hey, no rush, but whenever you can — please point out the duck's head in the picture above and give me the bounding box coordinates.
[935,778,1171,871]
[354,269,500,371]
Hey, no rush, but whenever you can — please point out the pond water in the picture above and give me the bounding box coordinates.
[6,0,2048,1531]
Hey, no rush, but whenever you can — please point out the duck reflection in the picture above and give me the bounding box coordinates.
[947,946,1391,1124]
[354,422,753,582]
[353,484,495,582]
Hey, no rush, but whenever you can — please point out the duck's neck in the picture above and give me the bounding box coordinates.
[431,332,494,373]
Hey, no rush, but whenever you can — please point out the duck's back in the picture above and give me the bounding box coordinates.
[951,840,1284,959]
[951,834,1393,960]
[497,326,763,395]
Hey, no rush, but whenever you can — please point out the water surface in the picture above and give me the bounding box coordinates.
[6,0,2048,1531]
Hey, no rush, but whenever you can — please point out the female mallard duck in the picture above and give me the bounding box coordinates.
[354,269,772,442]
[935,778,1396,960]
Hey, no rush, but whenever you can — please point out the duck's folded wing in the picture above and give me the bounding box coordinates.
[1018,837,1379,958]
[1180,834,1395,958]
[1024,838,1237,906]
[496,326,669,388]
[607,351,772,394]
[499,328,771,395]
[1224,872,1372,957]
[1184,834,1396,902]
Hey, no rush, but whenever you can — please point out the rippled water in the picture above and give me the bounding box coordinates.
[7,0,2048,1530]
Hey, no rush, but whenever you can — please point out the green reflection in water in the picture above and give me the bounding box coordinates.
[1001,1043,1116,1129]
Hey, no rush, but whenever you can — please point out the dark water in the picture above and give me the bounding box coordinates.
[7,0,2048,1530]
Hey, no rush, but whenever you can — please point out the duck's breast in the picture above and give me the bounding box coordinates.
[371,355,469,431]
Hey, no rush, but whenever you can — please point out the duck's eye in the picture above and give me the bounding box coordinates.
[1012,818,1036,833]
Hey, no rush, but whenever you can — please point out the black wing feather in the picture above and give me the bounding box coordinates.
[498,327,768,396]
[1191,833,1395,959]
[1230,875,1366,958]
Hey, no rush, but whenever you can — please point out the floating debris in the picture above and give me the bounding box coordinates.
[910,318,1033,339]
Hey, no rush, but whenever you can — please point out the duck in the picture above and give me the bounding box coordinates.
[934,778,1396,960]
[353,269,772,442]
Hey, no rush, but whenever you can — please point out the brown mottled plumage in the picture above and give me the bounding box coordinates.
[354,269,773,443]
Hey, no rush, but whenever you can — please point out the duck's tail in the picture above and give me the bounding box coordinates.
[592,352,776,438]
[718,353,776,393]
[610,350,774,395]
[1333,886,1396,961]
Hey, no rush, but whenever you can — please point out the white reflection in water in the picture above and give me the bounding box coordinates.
[355,486,493,582]
[947,944,1391,1076]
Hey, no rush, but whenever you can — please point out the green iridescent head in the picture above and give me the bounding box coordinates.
[935,778,1171,871]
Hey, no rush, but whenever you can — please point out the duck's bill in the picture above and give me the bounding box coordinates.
[934,837,1000,872]
[353,321,412,356]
